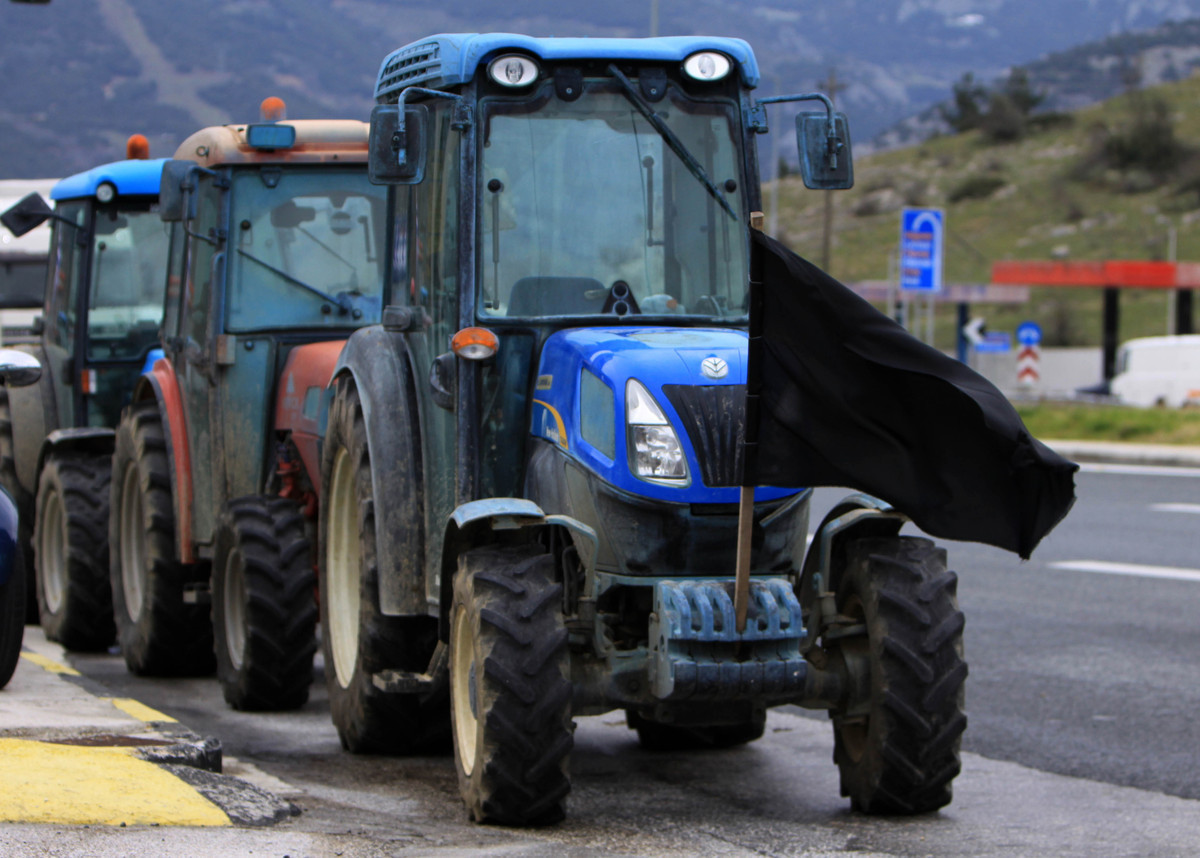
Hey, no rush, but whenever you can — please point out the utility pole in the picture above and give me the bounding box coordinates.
[818,68,845,271]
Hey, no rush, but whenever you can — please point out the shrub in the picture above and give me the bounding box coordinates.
[947,174,1007,202]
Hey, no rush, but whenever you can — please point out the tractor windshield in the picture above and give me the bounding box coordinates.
[226,168,386,332]
[86,206,170,362]
[478,82,748,320]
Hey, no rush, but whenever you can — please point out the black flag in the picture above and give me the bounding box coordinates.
[742,230,1077,559]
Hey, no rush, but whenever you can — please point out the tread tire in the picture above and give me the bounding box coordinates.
[110,401,214,676]
[34,451,115,651]
[213,495,317,711]
[320,378,449,753]
[451,544,573,826]
[830,536,967,815]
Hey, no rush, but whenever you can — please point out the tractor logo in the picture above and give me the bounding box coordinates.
[701,356,728,379]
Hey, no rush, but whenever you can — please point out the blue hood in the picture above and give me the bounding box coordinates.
[531,327,796,504]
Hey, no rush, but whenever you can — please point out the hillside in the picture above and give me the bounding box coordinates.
[5,0,1200,178]
[772,72,1200,350]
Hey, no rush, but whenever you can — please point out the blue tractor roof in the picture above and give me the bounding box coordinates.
[375,33,759,101]
[51,158,169,202]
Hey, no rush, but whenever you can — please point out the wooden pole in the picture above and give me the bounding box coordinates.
[736,212,766,634]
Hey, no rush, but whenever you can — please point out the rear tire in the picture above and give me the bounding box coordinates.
[110,401,214,676]
[34,451,115,651]
[213,496,317,711]
[451,544,573,826]
[626,709,765,751]
[320,378,448,753]
[827,537,967,814]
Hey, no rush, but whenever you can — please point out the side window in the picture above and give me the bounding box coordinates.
[162,222,185,340]
[413,103,461,350]
[44,201,86,357]
[182,177,222,349]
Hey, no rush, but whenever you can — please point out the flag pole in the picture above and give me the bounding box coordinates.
[736,213,766,634]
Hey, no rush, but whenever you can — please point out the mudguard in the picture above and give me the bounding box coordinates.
[4,344,55,497]
[36,427,115,477]
[330,325,426,616]
[802,492,907,594]
[275,340,347,495]
[130,363,194,563]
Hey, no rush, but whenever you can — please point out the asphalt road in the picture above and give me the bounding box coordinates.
[3,463,1197,856]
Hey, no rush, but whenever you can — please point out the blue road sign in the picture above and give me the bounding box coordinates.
[900,207,944,293]
[1016,321,1043,347]
[975,331,1012,353]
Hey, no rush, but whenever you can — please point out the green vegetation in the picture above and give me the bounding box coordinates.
[1016,402,1200,444]
[770,73,1200,351]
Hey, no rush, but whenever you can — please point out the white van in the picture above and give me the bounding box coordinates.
[1110,335,1200,407]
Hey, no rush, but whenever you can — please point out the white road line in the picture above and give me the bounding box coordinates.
[1079,463,1200,478]
[1150,503,1200,515]
[1050,560,1200,583]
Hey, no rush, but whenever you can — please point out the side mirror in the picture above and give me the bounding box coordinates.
[368,104,428,185]
[0,349,41,388]
[429,351,456,411]
[0,193,54,238]
[158,159,199,223]
[796,112,854,191]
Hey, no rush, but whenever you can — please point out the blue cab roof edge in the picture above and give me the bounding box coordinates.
[375,33,760,101]
[51,157,170,201]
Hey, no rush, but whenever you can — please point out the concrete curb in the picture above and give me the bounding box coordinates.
[1048,440,1200,469]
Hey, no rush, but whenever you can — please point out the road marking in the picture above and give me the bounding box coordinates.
[19,651,81,676]
[1150,503,1200,514]
[105,697,177,724]
[0,738,230,826]
[1050,560,1200,583]
[1079,463,1200,478]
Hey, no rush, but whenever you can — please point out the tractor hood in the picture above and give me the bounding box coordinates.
[531,327,796,504]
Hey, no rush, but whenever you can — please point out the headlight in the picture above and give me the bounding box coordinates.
[95,182,116,204]
[488,55,539,88]
[682,52,731,82]
[626,379,689,484]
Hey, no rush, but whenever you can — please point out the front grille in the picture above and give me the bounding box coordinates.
[662,384,745,488]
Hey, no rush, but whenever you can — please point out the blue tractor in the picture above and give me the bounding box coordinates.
[319,34,966,824]
[0,143,169,652]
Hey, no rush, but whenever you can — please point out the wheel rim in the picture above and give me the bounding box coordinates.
[326,446,361,689]
[451,602,478,776]
[223,550,246,671]
[39,487,66,614]
[119,461,147,621]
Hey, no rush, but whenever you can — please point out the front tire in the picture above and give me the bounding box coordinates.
[320,378,448,753]
[826,537,967,814]
[34,451,115,651]
[110,402,214,676]
[450,544,573,826]
[213,496,317,711]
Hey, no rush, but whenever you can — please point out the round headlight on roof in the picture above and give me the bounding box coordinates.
[488,55,539,88]
[682,51,732,82]
[95,182,116,204]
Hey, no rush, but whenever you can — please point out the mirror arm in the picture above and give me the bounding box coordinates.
[393,88,467,166]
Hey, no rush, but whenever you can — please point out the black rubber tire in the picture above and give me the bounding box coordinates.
[213,495,317,711]
[319,377,449,753]
[0,386,36,623]
[110,401,214,676]
[34,451,115,651]
[828,536,967,815]
[0,527,26,689]
[450,544,573,826]
[626,709,766,751]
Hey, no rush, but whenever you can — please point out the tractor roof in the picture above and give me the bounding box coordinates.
[173,119,370,169]
[375,33,759,102]
[51,158,169,201]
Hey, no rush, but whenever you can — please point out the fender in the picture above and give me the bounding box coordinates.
[131,359,195,563]
[3,343,54,499]
[438,497,598,641]
[801,492,908,597]
[36,427,115,477]
[275,340,347,496]
[331,325,426,616]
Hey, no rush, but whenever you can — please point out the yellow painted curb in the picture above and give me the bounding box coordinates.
[0,738,231,826]
[19,651,81,676]
[104,697,177,723]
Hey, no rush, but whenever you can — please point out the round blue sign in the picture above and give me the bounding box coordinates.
[1016,321,1042,347]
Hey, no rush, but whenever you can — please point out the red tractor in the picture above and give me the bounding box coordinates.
[111,105,386,711]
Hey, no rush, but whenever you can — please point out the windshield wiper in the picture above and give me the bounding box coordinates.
[236,248,352,314]
[608,64,737,221]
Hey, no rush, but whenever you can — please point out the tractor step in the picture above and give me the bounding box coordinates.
[371,642,448,695]
[648,578,807,701]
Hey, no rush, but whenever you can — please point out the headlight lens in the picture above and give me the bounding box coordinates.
[682,52,731,82]
[488,55,539,88]
[626,379,688,484]
[95,182,116,203]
